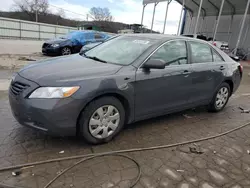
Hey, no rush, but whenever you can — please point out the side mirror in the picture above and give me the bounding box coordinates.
[230,56,240,62]
[143,59,166,70]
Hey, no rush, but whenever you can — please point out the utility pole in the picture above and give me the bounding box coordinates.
[35,0,38,22]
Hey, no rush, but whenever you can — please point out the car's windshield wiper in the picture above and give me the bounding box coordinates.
[84,55,107,63]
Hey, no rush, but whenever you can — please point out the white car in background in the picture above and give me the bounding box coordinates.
[208,40,230,54]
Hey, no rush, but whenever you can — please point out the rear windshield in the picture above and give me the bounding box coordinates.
[84,36,157,65]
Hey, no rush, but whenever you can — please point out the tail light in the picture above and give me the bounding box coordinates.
[239,64,243,77]
[213,42,217,46]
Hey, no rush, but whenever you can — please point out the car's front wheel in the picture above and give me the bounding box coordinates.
[79,97,125,144]
[61,47,71,56]
[208,82,230,112]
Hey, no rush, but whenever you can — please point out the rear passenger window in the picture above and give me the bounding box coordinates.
[212,49,224,62]
[189,41,213,63]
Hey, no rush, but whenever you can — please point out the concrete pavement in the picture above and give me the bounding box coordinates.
[0,39,44,55]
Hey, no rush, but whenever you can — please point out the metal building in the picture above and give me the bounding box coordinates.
[141,0,250,59]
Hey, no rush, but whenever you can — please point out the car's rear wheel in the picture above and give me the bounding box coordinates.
[61,47,71,56]
[208,82,230,112]
[78,97,125,144]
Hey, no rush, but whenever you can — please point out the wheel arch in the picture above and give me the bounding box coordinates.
[76,92,134,135]
[61,45,72,50]
[224,79,234,96]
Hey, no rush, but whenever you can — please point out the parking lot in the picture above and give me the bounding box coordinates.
[1,40,250,188]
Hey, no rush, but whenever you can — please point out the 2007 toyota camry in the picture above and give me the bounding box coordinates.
[9,34,242,144]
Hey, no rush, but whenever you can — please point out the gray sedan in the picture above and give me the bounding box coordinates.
[9,34,242,144]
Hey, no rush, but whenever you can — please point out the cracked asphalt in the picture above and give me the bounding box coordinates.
[0,64,250,188]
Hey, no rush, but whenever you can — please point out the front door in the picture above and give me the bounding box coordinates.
[134,40,193,119]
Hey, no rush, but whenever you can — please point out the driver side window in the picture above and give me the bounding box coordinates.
[150,40,188,66]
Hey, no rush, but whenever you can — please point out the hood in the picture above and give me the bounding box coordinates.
[18,54,122,86]
[45,38,70,44]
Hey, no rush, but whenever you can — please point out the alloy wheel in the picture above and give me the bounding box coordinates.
[62,47,71,55]
[215,87,229,109]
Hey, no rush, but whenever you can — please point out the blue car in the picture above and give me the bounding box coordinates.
[42,31,110,56]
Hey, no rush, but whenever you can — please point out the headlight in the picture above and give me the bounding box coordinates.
[51,44,59,48]
[29,87,80,99]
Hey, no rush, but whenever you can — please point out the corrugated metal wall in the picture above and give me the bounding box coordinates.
[0,17,78,40]
[183,14,250,53]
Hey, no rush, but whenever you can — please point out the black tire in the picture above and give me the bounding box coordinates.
[78,97,125,144]
[61,47,71,56]
[208,82,231,112]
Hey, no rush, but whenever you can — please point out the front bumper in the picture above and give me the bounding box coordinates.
[42,47,61,56]
[8,74,82,136]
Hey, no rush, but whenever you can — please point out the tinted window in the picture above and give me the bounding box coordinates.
[189,41,213,63]
[150,40,187,66]
[94,33,103,39]
[212,49,224,62]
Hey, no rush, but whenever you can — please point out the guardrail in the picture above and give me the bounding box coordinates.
[0,17,78,40]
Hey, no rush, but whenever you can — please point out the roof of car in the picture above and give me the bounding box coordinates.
[123,33,195,41]
[123,33,211,44]
[71,30,106,34]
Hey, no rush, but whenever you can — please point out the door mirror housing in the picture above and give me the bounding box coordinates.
[143,59,166,70]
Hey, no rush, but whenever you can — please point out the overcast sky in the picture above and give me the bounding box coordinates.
[1,0,182,34]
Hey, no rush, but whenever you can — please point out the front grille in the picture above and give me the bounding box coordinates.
[10,82,29,95]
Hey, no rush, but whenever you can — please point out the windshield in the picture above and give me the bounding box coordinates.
[84,36,156,65]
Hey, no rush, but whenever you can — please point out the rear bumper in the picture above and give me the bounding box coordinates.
[8,75,82,136]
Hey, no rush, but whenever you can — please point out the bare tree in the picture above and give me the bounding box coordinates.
[13,0,49,21]
[55,8,65,25]
[56,8,65,18]
[89,7,114,22]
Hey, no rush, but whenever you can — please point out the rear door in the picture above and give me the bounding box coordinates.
[135,40,194,119]
[187,41,226,104]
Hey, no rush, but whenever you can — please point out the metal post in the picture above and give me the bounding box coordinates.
[194,0,203,38]
[211,18,217,39]
[188,16,192,34]
[177,0,185,35]
[55,26,57,38]
[38,24,40,40]
[163,1,170,34]
[141,4,147,31]
[151,3,158,32]
[234,0,250,55]
[19,21,21,39]
[213,0,225,42]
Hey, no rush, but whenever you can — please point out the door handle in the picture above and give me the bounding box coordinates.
[219,66,225,70]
